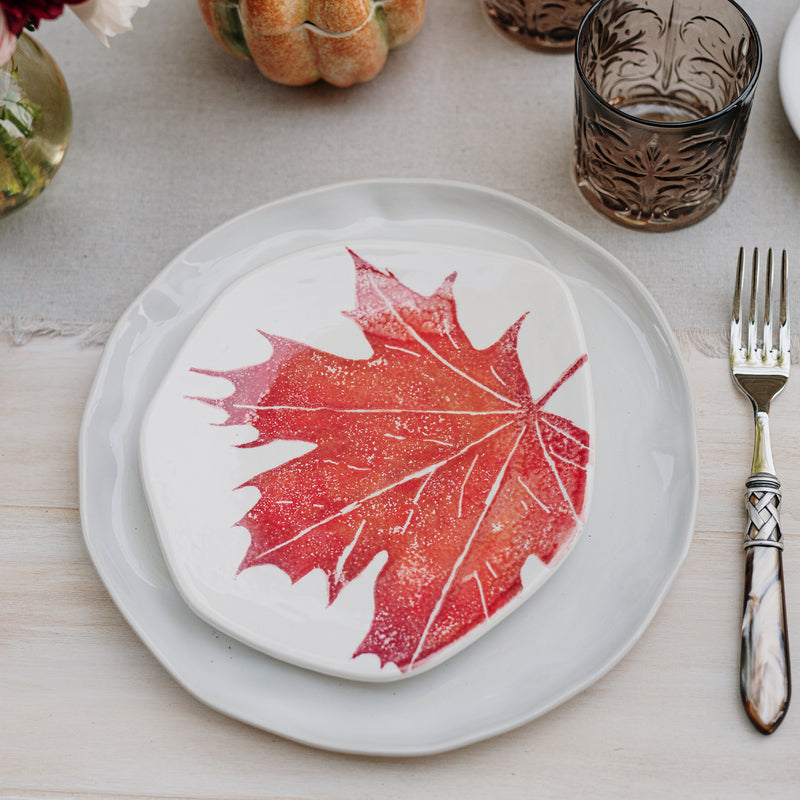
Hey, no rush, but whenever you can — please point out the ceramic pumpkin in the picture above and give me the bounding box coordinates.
[198,0,426,87]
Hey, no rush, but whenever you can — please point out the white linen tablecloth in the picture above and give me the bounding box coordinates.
[2,0,800,346]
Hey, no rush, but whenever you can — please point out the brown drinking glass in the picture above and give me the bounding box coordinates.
[573,0,761,230]
[482,0,595,52]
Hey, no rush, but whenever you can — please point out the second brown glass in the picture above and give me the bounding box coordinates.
[482,0,595,52]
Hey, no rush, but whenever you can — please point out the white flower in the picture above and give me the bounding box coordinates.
[70,0,151,47]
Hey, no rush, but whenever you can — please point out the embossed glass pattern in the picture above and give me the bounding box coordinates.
[482,0,595,52]
[573,0,761,230]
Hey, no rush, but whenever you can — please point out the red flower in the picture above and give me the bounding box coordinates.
[0,1,83,37]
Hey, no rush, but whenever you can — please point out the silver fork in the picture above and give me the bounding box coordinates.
[731,247,791,734]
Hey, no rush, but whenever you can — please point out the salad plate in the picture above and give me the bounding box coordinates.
[139,239,594,682]
[79,178,697,755]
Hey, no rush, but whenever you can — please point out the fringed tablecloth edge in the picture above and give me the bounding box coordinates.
[1,316,115,346]
[674,329,729,359]
[3,320,797,363]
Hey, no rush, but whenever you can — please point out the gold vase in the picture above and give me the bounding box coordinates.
[1,33,71,216]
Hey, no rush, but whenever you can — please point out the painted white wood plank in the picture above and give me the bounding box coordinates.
[2,337,799,798]
[0,337,101,510]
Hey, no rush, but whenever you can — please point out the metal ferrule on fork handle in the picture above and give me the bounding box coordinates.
[740,471,791,734]
[751,410,776,475]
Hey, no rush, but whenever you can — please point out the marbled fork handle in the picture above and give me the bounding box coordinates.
[741,473,790,733]
[730,248,791,734]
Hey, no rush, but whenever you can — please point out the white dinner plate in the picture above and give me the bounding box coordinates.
[79,179,697,756]
[779,4,800,141]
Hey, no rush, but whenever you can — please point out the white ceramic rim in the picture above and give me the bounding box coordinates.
[779,3,800,141]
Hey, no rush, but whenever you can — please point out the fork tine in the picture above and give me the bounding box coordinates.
[780,250,788,328]
[731,247,745,354]
[779,250,790,362]
[764,249,774,355]
[748,248,759,358]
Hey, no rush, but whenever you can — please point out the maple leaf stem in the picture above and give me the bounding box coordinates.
[534,354,588,409]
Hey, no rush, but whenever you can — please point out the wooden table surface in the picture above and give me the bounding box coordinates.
[1,334,799,798]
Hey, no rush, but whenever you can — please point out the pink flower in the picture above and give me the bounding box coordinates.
[0,1,81,37]
[0,11,15,63]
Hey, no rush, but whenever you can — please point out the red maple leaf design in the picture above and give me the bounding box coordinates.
[193,249,590,672]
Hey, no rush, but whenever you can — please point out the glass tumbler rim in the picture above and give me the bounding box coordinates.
[574,0,763,129]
